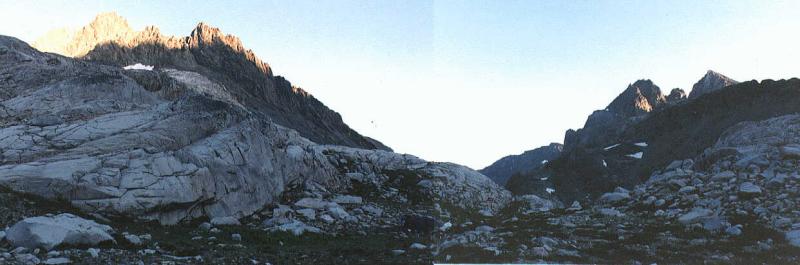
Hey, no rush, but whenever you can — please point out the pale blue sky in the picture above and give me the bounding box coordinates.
[2,1,799,168]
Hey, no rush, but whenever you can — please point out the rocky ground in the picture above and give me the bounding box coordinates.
[0,184,434,265]
[431,114,800,264]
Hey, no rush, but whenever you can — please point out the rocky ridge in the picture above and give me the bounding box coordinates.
[479,143,562,186]
[32,12,390,151]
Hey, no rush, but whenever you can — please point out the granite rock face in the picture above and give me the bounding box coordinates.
[0,35,510,224]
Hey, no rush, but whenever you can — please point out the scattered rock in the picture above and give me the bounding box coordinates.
[269,221,321,236]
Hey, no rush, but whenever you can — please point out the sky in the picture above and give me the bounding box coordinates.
[2,0,799,169]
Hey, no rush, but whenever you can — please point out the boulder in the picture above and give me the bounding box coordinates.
[210,216,241,226]
[738,182,762,197]
[779,144,800,159]
[295,198,333,210]
[269,221,321,236]
[786,230,800,247]
[678,208,714,225]
[5,214,115,250]
[599,191,630,203]
[332,195,363,204]
[296,209,316,220]
[516,195,560,212]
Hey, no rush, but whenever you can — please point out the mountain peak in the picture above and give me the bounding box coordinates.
[688,70,738,99]
[89,12,130,30]
[188,22,245,51]
[605,79,666,117]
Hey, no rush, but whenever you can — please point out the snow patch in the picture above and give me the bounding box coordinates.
[626,152,643,159]
[634,142,648,147]
[123,63,154,71]
[540,160,548,165]
[540,177,548,181]
[602,160,607,167]
[545,188,555,194]
[604,144,620,151]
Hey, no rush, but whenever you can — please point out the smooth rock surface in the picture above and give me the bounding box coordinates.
[5,214,114,250]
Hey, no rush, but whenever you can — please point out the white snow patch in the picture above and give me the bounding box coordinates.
[602,160,607,167]
[540,177,548,181]
[546,188,555,194]
[604,144,620,151]
[540,160,548,165]
[626,152,643,159]
[123,63,154,71]
[634,142,648,147]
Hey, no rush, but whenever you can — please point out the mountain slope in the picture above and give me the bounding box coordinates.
[551,77,800,202]
[479,143,562,185]
[1,31,511,225]
[33,12,390,151]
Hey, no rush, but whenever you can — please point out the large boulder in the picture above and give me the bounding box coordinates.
[5,214,115,250]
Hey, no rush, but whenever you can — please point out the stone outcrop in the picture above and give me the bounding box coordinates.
[0,35,510,224]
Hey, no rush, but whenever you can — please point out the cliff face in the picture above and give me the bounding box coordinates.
[33,12,390,151]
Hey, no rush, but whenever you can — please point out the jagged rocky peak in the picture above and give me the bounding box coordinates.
[666,88,687,102]
[688,70,738,99]
[186,22,273,77]
[33,12,135,57]
[32,12,389,151]
[606,79,666,117]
